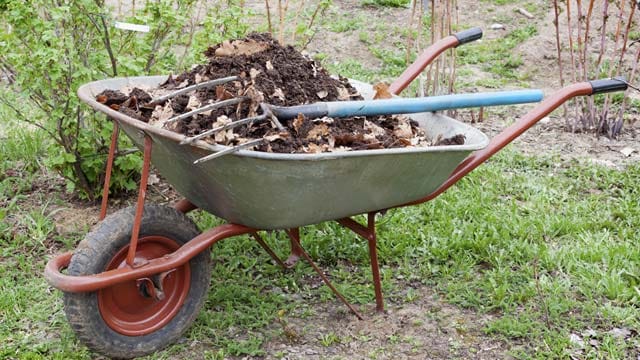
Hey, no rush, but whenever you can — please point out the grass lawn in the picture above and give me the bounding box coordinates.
[2,118,639,358]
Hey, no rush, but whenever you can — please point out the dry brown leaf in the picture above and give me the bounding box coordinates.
[150,102,174,126]
[264,134,283,142]
[337,87,351,101]
[176,79,189,89]
[186,95,201,111]
[243,85,264,117]
[214,39,269,57]
[216,85,235,101]
[316,90,328,99]
[373,82,393,99]
[364,120,386,137]
[306,143,325,153]
[393,119,413,139]
[292,114,305,134]
[306,123,329,139]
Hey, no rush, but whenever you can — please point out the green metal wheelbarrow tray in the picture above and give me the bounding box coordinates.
[43,27,627,358]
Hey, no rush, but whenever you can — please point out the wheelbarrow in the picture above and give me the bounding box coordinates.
[43,27,628,358]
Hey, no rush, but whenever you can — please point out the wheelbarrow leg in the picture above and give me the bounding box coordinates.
[284,230,304,268]
[127,135,153,267]
[337,212,385,313]
[99,121,120,220]
[250,232,288,269]
[285,228,364,320]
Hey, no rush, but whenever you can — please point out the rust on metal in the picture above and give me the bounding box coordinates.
[388,35,459,95]
[100,121,120,220]
[44,223,255,293]
[285,228,364,320]
[337,213,384,312]
[98,236,190,336]
[127,134,153,266]
[174,199,198,214]
[250,232,288,269]
[404,82,594,207]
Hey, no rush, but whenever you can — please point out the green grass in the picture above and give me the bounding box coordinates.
[2,142,639,358]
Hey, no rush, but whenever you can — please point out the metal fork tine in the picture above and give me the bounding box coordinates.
[149,76,239,105]
[164,97,249,125]
[193,138,266,164]
[180,114,268,145]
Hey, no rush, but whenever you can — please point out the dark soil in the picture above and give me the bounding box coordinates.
[97,33,464,153]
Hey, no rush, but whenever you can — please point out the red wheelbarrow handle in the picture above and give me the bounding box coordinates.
[402,77,628,207]
[389,27,483,95]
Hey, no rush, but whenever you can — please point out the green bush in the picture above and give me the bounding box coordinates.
[0,0,250,199]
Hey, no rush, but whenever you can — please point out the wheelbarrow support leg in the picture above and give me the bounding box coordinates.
[127,134,153,267]
[337,212,385,313]
[99,121,120,220]
[250,232,289,269]
[285,228,364,320]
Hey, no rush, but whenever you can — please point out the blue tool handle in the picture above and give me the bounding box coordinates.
[324,89,544,118]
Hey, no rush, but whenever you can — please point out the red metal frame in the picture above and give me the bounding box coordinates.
[99,122,120,220]
[388,35,460,95]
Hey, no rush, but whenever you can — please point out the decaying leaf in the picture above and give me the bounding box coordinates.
[249,68,261,81]
[243,85,264,117]
[150,102,174,126]
[306,123,329,139]
[209,115,236,144]
[216,85,234,101]
[305,143,325,153]
[337,86,351,101]
[272,87,286,101]
[393,119,413,139]
[214,39,269,57]
[373,82,393,99]
[364,120,386,137]
[186,95,201,111]
[292,114,305,134]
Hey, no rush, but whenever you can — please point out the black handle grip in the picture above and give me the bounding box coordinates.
[590,77,628,95]
[454,27,483,46]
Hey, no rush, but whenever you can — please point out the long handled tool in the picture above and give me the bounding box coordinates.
[180,89,544,147]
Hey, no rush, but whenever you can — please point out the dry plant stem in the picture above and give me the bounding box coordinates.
[582,0,595,127]
[426,0,436,93]
[277,0,290,45]
[601,3,635,132]
[290,0,305,44]
[265,0,273,35]
[177,0,206,70]
[615,45,640,134]
[552,0,568,123]
[595,0,610,70]
[406,0,419,65]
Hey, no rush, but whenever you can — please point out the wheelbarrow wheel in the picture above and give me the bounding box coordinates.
[63,204,211,359]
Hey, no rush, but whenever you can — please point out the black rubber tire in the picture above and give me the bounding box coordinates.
[63,204,211,359]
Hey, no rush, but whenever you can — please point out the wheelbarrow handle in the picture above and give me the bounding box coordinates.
[388,27,483,95]
[590,77,629,94]
[402,78,628,207]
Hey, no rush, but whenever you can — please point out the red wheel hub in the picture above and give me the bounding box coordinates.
[98,236,191,336]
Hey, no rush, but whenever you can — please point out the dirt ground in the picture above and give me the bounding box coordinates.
[37,0,640,359]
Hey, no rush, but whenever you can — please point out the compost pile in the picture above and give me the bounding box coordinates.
[97,33,464,153]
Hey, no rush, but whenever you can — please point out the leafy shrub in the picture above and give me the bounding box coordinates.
[0,0,250,199]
